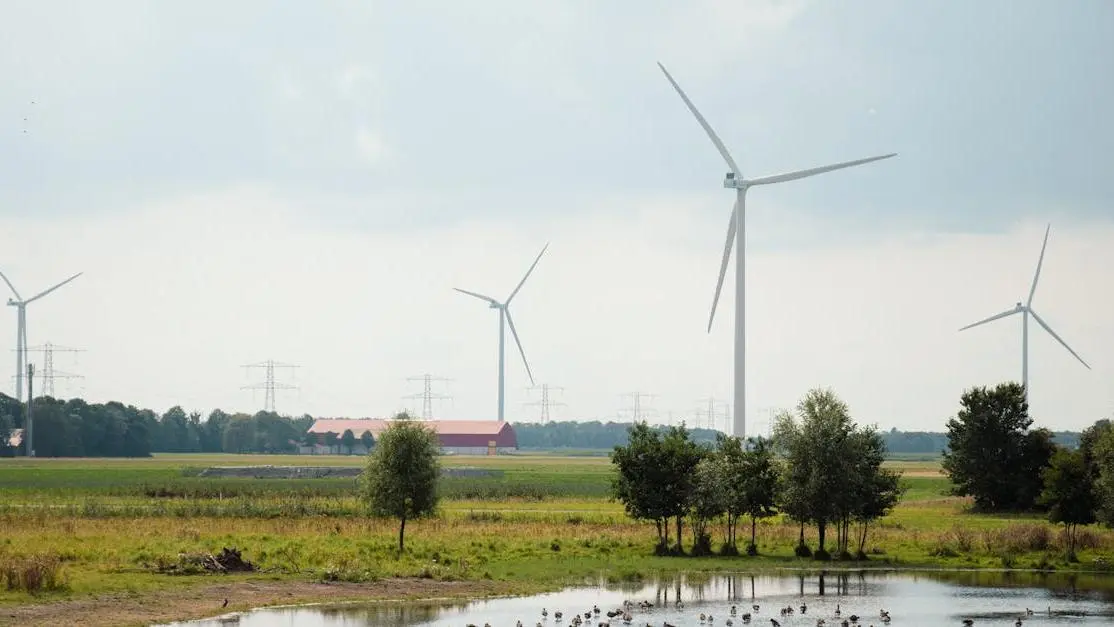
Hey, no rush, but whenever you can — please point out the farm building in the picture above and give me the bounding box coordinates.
[306,419,518,455]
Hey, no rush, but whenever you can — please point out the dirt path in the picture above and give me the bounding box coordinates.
[0,578,525,627]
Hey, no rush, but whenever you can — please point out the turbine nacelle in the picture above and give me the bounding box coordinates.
[724,172,745,189]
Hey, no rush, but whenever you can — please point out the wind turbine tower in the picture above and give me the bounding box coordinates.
[0,271,83,401]
[454,244,548,422]
[656,62,896,439]
[959,224,1090,404]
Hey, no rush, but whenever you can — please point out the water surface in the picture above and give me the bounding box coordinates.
[162,570,1114,626]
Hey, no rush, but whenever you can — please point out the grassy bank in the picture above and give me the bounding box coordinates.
[0,454,1111,624]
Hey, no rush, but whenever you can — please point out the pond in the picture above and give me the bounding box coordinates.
[161,570,1114,626]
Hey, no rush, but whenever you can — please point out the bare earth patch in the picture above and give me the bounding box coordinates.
[0,578,525,627]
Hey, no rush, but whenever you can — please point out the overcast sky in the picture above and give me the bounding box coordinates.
[1,0,1112,433]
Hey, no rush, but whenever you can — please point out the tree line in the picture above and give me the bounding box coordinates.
[942,382,1114,558]
[611,388,904,559]
[0,393,318,457]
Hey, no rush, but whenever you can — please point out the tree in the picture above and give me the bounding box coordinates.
[360,417,441,553]
[660,424,707,553]
[739,437,779,555]
[341,429,357,455]
[942,382,1053,511]
[611,422,673,551]
[846,428,904,556]
[1040,447,1096,559]
[688,456,725,555]
[360,430,375,452]
[774,388,856,557]
[716,435,747,554]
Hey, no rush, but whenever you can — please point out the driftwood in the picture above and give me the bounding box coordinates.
[160,547,255,574]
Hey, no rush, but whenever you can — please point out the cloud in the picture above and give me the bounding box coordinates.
[0,186,1110,432]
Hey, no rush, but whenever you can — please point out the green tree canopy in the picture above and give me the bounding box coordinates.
[360,418,441,553]
[341,429,357,455]
[1039,447,1096,558]
[942,382,1053,512]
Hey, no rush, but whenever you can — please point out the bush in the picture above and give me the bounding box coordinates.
[745,543,758,556]
[813,548,831,561]
[983,524,1051,554]
[0,553,67,593]
[719,543,740,557]
[691,533,714,557]
[794,542,812,558]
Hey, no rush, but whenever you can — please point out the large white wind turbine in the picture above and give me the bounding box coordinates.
[455,244,548,422]
[0,270,83,402]
[657,62,896,439]
[959,224,1090,402]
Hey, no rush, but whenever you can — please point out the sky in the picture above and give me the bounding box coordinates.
[1,0,1112,433]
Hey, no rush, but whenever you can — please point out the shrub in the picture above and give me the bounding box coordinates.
[690,533,714,557]
[0,554,67,593]
[745,543,758,557]
[813,548,831,561]
[794,543,812,558]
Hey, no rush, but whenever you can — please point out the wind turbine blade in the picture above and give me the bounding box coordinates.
[746,153,897,186]
[958,307,1020,332]
[26,272,82,304]
[707,200,737,333]
[657,62,742,177]
[1027,224,1051,307]
[507,243,549,304]
[1029,309,1091,370]
[453,287,500,306]
[504,309,534,386]
[0,271,21,301]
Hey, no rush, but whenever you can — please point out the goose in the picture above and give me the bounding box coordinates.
[700,614,707,622]
[221,599,229,608]
[542,608,549,619]
[962,620,974,627]
[731,605,738,616]
[770,620,781,627]
[835,604,841,617]
[816,620,826,627]
[1015,619,1022,627]
[801,603,808,614]
[849,615,859,623]
[594,605,601,615]
[741,612,752,623]
[726,620,734,627]
[555,611,563,621]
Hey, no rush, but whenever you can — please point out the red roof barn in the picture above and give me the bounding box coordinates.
[307,419,517,453]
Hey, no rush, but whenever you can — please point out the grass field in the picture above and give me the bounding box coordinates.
[0,453,1110,626]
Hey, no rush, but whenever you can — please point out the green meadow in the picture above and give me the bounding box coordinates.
[1,453,1112,623]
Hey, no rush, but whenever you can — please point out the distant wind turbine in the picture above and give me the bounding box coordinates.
[959,224,1090,403]
[0,271,83,402]
[455,244,548,422]
[656,61,896,439]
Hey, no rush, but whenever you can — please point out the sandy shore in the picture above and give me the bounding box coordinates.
[0,578,525,627]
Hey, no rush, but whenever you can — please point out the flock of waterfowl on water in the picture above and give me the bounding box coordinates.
[459,598,1065,627]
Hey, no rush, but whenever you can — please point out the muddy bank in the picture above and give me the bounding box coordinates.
[0,577,525,627]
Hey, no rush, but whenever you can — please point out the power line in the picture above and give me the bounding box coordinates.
[524,383,566,423]
[241,359,299,413]
[24,342,83,398]
[696,396,730,432]
[404,373,453,420]
[619,391,658,423]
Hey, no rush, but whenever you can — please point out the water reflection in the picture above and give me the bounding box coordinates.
[162,570,1114,627]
